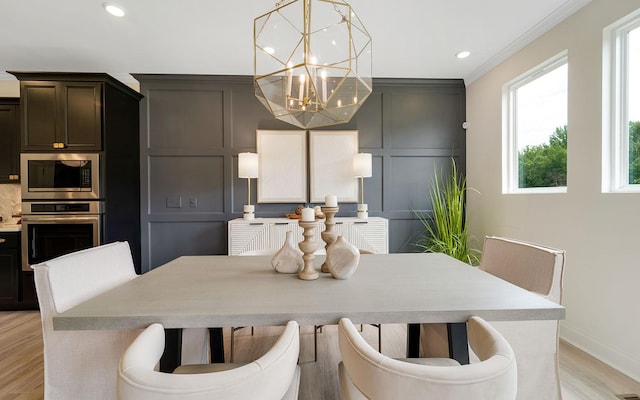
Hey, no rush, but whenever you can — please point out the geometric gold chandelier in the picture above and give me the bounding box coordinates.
[254,0,373,129]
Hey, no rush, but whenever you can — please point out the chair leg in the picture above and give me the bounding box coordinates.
[314,326,319,362]
[230,327,235,363]
[230,326,254,362]
[313,325,327,362]
[369,323,381,352]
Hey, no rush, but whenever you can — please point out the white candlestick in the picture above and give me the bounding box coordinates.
[321,70,327,103]
[325,194,337,207]
[301,207,315,221]
[286,64,293,99]
[298,74,305,101]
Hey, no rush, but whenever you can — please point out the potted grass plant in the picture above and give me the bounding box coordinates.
[413,158,480,265]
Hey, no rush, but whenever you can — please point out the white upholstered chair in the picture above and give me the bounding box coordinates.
[32,241,209,400]
[421,236,566,400]
[477,236,565,400]
[32,241,143,400]
[118,321,301,400]
[339,316,517,400]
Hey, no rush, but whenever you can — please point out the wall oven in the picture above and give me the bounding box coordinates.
[21,153,101,200]
[21,201,103,271]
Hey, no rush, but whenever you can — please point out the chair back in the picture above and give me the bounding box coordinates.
[32,241,141,400]
[339,317,517,400]
[480,236,565,303]
[478,236,566,400]
[118,321,300,400]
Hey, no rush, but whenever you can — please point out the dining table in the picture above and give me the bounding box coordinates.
[53,252,565,371]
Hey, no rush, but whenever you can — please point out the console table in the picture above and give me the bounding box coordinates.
[227,217,389,255]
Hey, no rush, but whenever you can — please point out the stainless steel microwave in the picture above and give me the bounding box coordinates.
[20,153,101,200]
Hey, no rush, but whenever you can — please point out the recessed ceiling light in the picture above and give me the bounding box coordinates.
[103,3,126,17]
[456,51,471,59]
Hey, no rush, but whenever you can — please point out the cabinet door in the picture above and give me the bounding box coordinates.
[21,82,58,150]
[348,219,389,254]
[62,82,102,150]
[0,236,19,305]
[21,81,102,151]
[228,221,270,255]
[270,221,295,250]
[0,101,20,183]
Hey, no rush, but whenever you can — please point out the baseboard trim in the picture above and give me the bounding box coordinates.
[560,326,640,383]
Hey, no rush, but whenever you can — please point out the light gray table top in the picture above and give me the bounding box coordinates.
[53,253,565,331]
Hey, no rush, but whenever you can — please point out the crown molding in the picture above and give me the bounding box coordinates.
[465,0,592,85]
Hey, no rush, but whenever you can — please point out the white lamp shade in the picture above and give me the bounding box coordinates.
[353,153,372,178]
[238,152,259,178]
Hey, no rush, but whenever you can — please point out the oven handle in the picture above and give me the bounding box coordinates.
[21,215,101,223]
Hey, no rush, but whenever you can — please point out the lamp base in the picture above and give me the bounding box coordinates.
[243,204,255,220]
[357,203,368,219]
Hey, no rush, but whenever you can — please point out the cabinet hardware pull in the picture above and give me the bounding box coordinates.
[249,223,264,226]
[275,222,288,225]
[354,221,368,224]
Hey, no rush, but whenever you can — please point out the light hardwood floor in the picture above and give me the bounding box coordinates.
[1,311,639,400]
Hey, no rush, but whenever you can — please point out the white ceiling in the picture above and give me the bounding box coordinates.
[0,0,591,85]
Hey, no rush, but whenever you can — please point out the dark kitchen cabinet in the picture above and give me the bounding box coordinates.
[10,71,145,272]
[0,98,20,183]
[0,231,35,310]
[16,80,102,151]
[0,232,19,305]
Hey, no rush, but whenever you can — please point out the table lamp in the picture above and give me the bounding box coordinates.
[353,153,372,219]
[238,152,259,220]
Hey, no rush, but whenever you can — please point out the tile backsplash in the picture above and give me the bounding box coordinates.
[0,184,21,223]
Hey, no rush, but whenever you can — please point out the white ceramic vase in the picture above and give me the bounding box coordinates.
[326,235,360,280]
[271,231,304,273]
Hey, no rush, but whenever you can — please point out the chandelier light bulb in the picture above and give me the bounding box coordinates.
[103,3,126,17]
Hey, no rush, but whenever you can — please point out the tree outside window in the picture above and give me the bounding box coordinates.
[504,52,568,193]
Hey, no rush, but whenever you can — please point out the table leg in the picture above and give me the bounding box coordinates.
[447,322,469,364]
[406,323,421,357]
[209,327,225,363]
[407,323,470,364]
[160,328,182,372]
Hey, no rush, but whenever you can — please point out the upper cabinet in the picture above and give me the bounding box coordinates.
[8,72,142,152]
[0,98,20,182]
[21,81,101,151]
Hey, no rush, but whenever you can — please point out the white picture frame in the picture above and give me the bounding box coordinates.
[257,130,307,203]
[309,130,359,203]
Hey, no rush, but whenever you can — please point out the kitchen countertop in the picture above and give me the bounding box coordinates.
[0,222,21,232]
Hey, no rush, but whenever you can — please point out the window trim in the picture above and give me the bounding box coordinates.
[603,9,640,193]
[502,50,569,194]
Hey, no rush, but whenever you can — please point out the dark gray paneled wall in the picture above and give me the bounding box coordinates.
[135,75,466,272]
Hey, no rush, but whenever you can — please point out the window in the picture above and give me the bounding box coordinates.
[503,51,568,193]
[603,10,640,192]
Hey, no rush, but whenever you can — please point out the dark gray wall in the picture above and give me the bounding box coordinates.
[135,75,466,272]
